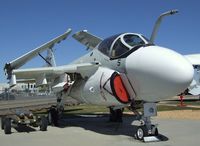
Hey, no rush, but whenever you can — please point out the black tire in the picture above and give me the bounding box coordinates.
[109,108,117,122]
[48,107,59,126]
[154,127,158,136]
[116,109,123,122]
[40,116,48,131]
[109,108,123,122]
[48,111,52,125]
[4,118,11,134]
[135,126,148,140]
[1,116,5,130]
[58,106,64,116]
[149,125,159,136]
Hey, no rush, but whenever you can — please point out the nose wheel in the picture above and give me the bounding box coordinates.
[135,125,148,140]
[135,124,158,141]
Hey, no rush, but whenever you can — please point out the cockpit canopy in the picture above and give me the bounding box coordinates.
[98,33,151,59]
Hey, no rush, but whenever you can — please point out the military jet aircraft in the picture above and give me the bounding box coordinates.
[4,10,199,141]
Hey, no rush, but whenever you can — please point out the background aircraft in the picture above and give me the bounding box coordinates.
[184,55,200,96]
[3,10,199,141]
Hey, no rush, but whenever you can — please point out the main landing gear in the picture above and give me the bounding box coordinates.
[109,107,124,122]
[48,93,64,126]
[132,102,160,142]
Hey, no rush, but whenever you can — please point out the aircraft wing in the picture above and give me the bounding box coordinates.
[4,29,72,78]
[72,30,102,49]
[12,63,100,84]
[185,54,200,65]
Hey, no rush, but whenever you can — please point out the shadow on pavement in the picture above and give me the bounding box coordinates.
[57,113,168,141]
[14,124,37,133]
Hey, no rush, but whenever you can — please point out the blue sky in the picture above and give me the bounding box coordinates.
[0,0,200,82]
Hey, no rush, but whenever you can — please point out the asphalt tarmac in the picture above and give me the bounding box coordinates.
[0,115,200,146]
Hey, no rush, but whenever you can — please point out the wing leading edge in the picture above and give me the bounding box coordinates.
[72,30,102,49]
[4,28,72,79]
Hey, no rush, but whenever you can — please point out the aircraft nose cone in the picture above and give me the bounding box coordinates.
[125,46,194,101]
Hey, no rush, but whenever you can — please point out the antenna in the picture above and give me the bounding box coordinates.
[150,9,178,43]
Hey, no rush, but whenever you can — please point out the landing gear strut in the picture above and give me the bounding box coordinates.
[48,106,59,126]
[132,102,160,142]
[109,107,124,122]
[48,93,65,126]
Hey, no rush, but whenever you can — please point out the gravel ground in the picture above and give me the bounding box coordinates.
[157,110,200,120]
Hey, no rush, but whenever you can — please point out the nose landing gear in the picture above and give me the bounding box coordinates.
[132,102,161,142]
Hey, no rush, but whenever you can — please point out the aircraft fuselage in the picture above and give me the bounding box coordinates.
[68,33,194,106]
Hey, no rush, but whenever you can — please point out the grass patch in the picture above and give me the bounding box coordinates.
[163,100,200,106]
[32,103,200,115]
[157,105,200,111]
[64,104,200,115]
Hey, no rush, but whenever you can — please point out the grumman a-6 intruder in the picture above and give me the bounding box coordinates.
[4,10,199,141]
